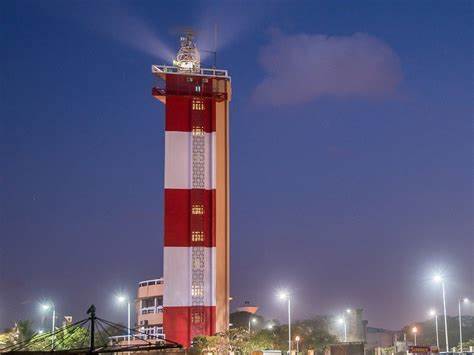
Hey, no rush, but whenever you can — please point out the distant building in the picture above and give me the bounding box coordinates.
[110,278,164,345]
[236,301,259,314]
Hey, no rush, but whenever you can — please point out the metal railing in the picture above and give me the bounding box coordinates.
[152,65,229,78]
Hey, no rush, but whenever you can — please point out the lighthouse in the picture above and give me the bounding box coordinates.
[152,33,231,347]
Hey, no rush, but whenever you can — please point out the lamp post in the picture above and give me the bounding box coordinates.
[338,317,347,342]
[248,317,257,333]
[434,274,449,352]
[429,309,439,349]
[412,326,418,346]
[278,291,291,354]
[458,297,470,352]
[116,295,131,347]
[295,336,300,353]
[40,303,55,349]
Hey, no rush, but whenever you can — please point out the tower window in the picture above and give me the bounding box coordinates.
[192,99,205,110]
[192,126,205,136]
[195,85,201,92]
[192,311,204,324]
[192,204,204,214]
[191,284,204,297]
[192,231,204,242]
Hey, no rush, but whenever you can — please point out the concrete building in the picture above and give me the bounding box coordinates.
[152,33,231,347]
[136,278,164,338]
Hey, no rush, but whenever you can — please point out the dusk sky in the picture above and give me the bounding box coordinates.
[1,0,472,331]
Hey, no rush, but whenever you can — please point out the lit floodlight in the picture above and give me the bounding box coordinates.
[295,335,300,341]
[346,308,352,314]
[337,317,344,324]
[267,324,274,330]
[433,274,443,283]
[412,326,418,334]
[38,329,44,335]
[251,318,257,324]
[429,309,437,317]
[463,297,469,303]
[174,32,200,73]
[41,303,51,311]
[116,294,127,304]
[278,291,289,300]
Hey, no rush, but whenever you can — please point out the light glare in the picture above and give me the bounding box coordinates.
[116,294,127,303]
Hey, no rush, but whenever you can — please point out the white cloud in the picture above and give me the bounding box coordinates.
[253,31,402,105]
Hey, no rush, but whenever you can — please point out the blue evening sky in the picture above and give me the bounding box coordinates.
[1,0,472,330]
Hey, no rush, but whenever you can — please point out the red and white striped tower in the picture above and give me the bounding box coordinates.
[151,33,231,347]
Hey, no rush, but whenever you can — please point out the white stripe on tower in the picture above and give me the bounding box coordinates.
[163,247,216,307]
[164,131,216,190]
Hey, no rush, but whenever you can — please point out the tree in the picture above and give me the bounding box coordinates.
[15,320,35,343]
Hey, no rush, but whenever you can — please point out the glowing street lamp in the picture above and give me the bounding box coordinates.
[295,336,301,353]
[412,326,418,346]
[433,274,449,352]
[338,317,347,342]
[116,294,131,345]
[248,317,257,333]
[40,302,55,349]
[278,291,291,354]
[429,309,439,349]
[458,297,470,352]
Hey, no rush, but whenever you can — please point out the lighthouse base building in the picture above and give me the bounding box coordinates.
[152,34,231,347]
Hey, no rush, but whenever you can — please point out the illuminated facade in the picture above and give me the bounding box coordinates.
[152,33,231,347]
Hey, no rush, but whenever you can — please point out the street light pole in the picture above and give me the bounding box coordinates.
[51,306,56,350]
[432,311,439,350]
[412,327,417,346]
[288,296,291,354]
[127,300,131,347]
[458,297,470,353]
[278,291,291,354]
[295,336,300,353]
[41,303,55,350]
[434,274,449,352]
[441,280,448,352]
[248,317,256,333]
[344,318,347,342]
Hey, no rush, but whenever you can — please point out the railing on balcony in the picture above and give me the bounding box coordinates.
[140,305,163,315]
[152,65,229,78]
[138,278,164,287]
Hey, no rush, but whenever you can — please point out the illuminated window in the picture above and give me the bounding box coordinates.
[195,85,201,92]
[192,231,204,242]
[192,311,204,324]
[192,204,204,215]
[192,99,205,111]
[191,284,204,297]
[192,126,205,136]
